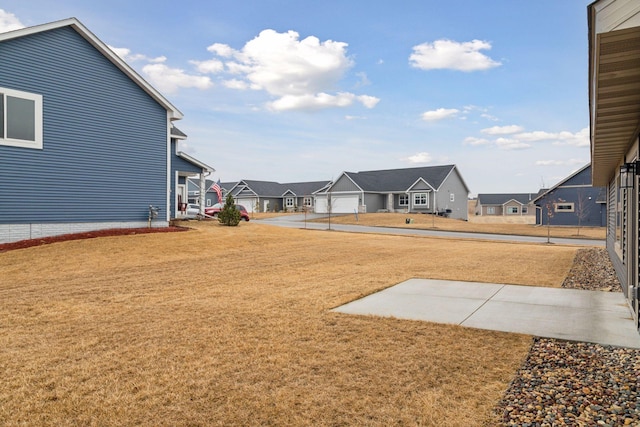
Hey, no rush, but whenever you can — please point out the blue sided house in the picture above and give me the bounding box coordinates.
[533,164,606,227]
[0,18,213,243]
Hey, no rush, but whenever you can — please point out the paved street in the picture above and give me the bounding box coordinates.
[256,214,605,246]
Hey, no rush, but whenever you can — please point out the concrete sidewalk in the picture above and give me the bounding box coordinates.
[332,279,640,348]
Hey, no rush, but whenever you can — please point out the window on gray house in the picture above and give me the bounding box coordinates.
[399,194,408,206]
[414,193,428,207]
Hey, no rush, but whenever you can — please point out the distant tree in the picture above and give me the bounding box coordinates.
[544,196,564,243]
[575,189,591,236]
[218,193,241,226]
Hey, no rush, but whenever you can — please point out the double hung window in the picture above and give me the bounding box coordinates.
[413,193,428,207]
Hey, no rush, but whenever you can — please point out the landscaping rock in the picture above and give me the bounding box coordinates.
[494,248,640,425]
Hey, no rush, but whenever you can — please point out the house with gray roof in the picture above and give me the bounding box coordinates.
[475,193,541,217]
[0,18,213,243]
[533,164,606,227]
[315,165,470,220]
[227,179,331,213]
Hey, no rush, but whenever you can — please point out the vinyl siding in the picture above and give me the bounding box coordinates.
[363,193,383,212]
[0,26,168,225]
[331,174,360,192]
[607,182,627,293]
[434,169,469,220]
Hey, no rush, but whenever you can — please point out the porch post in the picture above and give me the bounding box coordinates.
[199,171,206,215]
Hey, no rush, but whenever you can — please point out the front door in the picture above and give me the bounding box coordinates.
[177,184,187,217]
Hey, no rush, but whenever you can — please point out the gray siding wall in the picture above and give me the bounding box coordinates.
[0,27,168,227]
[435,169,468,220]
[607,183,627,293]
[364,193,384,212]
[331,174,360,192]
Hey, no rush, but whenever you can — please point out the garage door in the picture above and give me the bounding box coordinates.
[315,196,328,213]
[330,195,359,213]
[236,198,256,213]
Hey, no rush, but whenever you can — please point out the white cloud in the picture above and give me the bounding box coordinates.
[535,159,586,166]
[268,92,379,112]
[0,9,24,33]
[190,59,224,74]
[206,29,378,111]
[108,45,165,63]
[223,79,249,90]
[406,152,432,164]
[409,39,501,71]
[421,108,459,121]
[480,113,499,121]
[481,125,524,135]
[495,138,531,150]
[141,63,213,93]
[207,43,235,57]
[515,128,589,146]
[463,137,491,146]
[108,44,213,93]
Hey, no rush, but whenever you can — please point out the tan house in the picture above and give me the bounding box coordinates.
[474,193,540,217]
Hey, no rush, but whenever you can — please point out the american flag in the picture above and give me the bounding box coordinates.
[211,179,223,203]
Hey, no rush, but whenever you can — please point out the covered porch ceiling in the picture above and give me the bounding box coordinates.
[590,25,640,186]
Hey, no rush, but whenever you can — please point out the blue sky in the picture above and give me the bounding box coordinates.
[1,1,593,194]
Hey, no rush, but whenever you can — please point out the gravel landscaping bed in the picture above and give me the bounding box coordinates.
[494,248,640,426]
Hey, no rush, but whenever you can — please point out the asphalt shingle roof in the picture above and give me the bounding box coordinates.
[345,165,456,192]
[477,193,540,205]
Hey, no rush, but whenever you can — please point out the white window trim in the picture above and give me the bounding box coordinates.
[303,197,313,207]
[507,206,519,214]
[554,202,575,213]
[285,197,295,208]
[399,194,409,206]
[413,193,429,207]
[0,86,43,149]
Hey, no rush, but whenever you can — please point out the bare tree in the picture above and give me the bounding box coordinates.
[544,197,564,243]
[575,189,591,236]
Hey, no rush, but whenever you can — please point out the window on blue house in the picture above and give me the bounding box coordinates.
[554,203,574,213]
[0,87,43,149]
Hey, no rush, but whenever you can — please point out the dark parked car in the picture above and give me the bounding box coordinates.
[205,203,250,221]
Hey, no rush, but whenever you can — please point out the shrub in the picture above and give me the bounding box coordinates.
[218,194,241,226]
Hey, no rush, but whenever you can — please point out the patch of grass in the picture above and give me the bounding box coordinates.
[0,222,579,426]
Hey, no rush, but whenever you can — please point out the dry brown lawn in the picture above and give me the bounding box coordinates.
[0,222,580,426]
[314,212,606,240]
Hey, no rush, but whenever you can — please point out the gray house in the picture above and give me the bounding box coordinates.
[0,18,212,243]
[589,0,640,332]
[533,164,606,227]
[475,193,540,217]
[315,165,470,220]
[228,179,331,213]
